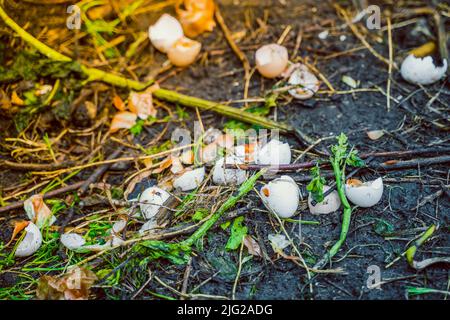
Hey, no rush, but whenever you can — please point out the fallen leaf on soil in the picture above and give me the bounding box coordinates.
[36,266,97,300]
[113,94,126,111]
[110,111,137,132]
[367,130,385,140]
[176,0,216,38]
[152,156,172,174]
[124,170,153,200]
[84,101,97,120]
[0,89,11,110]
[11,91,24,106]
[243,235,262,257]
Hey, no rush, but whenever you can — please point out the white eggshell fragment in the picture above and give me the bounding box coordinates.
[308,185,341,214]
[400,54,448,85]
[112,219,127,234]
[268,234,290,252]
[24,194,56,228]
[260,176,299,218]
[148,14,184,53]
[83,236,124,252]
[61,233,86,250]
[139,187,171,220]
[288,64,320,100]
[173,167,205,191]
[167,37,202,67]
[15,222,42,257]
[139,220,158,235]
[212,156,246,186]
[345,177,383,208]
[255,139,291,166]
[255,44,289,78]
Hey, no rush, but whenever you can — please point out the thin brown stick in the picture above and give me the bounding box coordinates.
[335,4,397,70]
[215,5,251,104]
[0,180,86,214]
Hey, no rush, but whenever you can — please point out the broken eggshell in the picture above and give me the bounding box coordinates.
[308,185,341,214]
[212,156,246,185]
[345,177,383,208]
[24,194,56,229]
[15,222,42,257]
[139,186,171,220]
[255,139,291,165]
[176,0,216,38]
[288,64,320,100]
[260,176,299,218]
[167,37,202,67]
[255,44,289,78]
[400,54,448,85]
[148,14,184,53]
[173,167,205,191]
[61,233,86,251]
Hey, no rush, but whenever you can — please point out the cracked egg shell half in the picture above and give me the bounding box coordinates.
[173,167,205,191]
[61,233,86,251]
[139,186,171,220]
[167,37,202,67]
[260,176,300,218]
[255,139,291,166]
[288,64,320,100]
[345,177,383,208]
[308,185,341,214]
[15,222,42,257]
[148,14,184,53]
[212,156,246,186]
[255,44,289,78]
[400,54,448,85]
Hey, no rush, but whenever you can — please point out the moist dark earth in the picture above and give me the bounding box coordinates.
[0,0,449,300]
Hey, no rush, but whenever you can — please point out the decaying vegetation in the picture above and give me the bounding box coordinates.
[0,0,449,300]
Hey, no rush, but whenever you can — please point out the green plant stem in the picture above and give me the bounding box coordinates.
[183,170,265,247]
[0,4,289,131]
[405,224,436,266]
[313,158,352,270]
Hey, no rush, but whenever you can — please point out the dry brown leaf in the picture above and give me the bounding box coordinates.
[84,101,97,120]
[152,156,172,174]
[176,0,216,38]
[367,130,385,140]
[113,94,126,111]
[11,91,24,106]
[36,266,97,300]
[0,89,12,110]
[243,235,262,257]
[124,170,153,200]
[109,111,137,132]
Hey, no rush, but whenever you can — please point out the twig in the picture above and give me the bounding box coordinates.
[386,15,393,111]
[0,180,86,214]
[215,5,251,105]
[226,146,450,171]
[379,155,450,170]
[335,4,397,69]
[78,145,124,195]
[0,160,75,171]
[232,238,245,300]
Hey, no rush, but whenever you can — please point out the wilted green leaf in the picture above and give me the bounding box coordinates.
[225,216,248,250]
